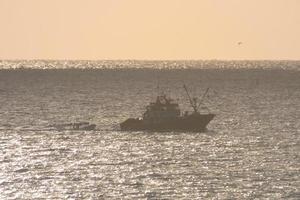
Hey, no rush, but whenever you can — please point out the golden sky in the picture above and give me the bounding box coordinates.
[0,0,299,60]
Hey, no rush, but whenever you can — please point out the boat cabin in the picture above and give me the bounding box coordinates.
[143,95,180,122]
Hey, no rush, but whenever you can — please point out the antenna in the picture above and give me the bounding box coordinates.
[156,71,160,96]
[157,80,160,95]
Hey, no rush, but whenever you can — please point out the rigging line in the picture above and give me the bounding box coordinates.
[196,87,210,110]
[183,84,198,113]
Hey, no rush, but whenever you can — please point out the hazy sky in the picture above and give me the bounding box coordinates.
[0,0,299,60]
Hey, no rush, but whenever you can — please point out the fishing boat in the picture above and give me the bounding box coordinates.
[120,85,215,132]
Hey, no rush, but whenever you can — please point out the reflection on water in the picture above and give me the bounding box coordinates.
[0,64,299,199]
[0,130,299,199]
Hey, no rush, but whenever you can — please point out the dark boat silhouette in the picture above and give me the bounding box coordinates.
[120,85,215,132]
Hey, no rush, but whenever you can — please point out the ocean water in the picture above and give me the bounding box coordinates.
[0,61,299,199]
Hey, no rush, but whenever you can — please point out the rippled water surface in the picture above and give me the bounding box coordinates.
[0,61,299,199]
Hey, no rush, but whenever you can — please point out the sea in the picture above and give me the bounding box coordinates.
[0,60,299,199]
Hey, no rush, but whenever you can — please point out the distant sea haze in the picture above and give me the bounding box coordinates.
[0,60,299,70]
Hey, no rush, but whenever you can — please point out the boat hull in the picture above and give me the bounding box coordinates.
[120,114,215,132]
[52,123,96,131]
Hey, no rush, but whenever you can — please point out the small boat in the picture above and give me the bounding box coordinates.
[52,122,96,131]
[120,85,215,132]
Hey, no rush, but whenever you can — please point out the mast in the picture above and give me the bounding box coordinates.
[183,84,198,113]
